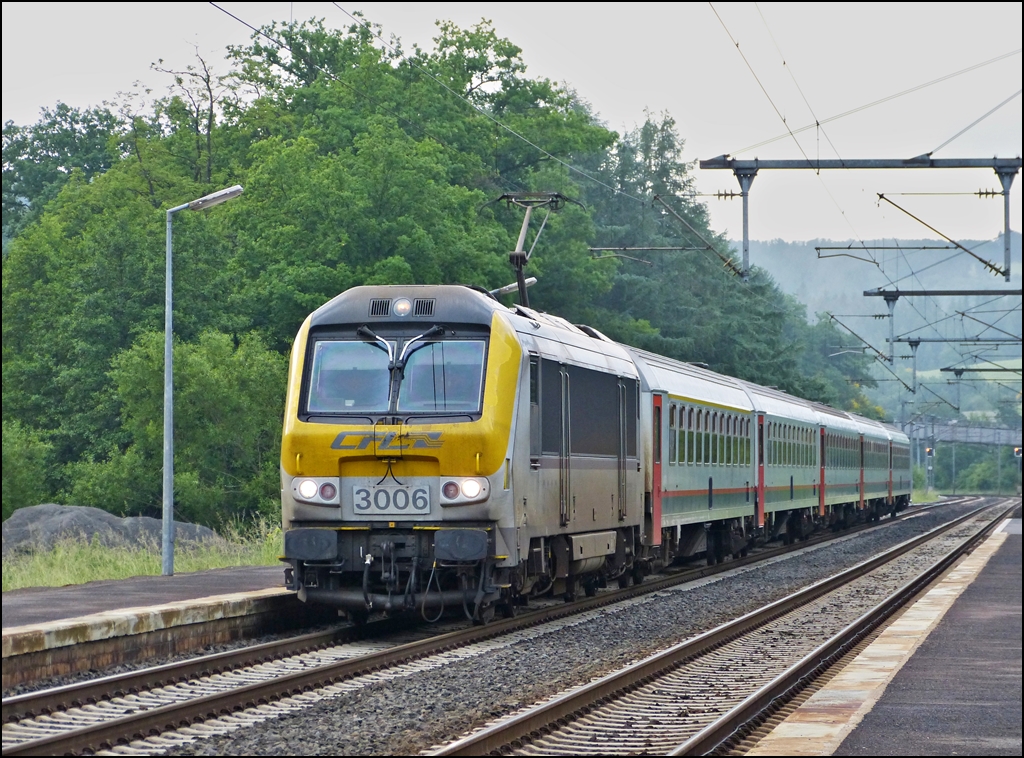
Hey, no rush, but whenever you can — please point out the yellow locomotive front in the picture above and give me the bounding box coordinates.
[280,285,522,622]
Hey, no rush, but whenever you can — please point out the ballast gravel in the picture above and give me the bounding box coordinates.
[158,501,990,757]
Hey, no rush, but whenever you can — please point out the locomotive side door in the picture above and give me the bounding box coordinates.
[617,379,628,521]
[559,364,571,526]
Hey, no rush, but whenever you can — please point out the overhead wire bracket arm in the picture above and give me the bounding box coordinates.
[828,314,914,393]
[875,194,1005,277]
[652,195,742,276]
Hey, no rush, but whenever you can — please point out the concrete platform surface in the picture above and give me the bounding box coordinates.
[2,565,284,629]
[750,503,1021,756]
[837,516,1022,756]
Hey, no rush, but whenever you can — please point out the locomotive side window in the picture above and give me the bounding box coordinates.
[624,378,638,457]
[567,364,619,456]
[529,355,541,460]
[540,359,562,455]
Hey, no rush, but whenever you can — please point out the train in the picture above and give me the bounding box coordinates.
[280,283,912,623]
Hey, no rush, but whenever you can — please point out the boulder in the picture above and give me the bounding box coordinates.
[2,504,219,557]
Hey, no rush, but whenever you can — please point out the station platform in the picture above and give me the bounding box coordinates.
[750,499,1022,756]
[0,565,314,689]
[2,565,285,629]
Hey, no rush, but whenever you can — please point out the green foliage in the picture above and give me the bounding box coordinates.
[931,442,1021,494]
[2,421,53,520]
[67,331,285,525]
[3,103,120,241]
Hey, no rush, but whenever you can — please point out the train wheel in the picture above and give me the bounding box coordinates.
[583,579,598,598]
[500,596,520,619]
[617,573,632,589]
[474,603,496,625]
[632,565,645,585]
[349,608,369,626]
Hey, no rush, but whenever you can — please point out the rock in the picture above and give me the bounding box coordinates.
[1,504,219,557]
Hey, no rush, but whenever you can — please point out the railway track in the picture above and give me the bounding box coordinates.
[426,498,1015,756]
[0,497,982,756]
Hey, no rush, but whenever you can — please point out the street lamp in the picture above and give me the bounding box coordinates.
[163,185,243,576]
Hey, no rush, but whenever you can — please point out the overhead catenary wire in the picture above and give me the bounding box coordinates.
[931,88,1022,156]
[730,47,1023,156]
[710,1,972,365]
[753,2,845,165]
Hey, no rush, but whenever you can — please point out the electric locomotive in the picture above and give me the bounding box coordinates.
[280,284,912,623]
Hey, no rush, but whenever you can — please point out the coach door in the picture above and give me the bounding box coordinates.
[649,395,663,545]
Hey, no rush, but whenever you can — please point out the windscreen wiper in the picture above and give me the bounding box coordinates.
[387,325,446,414]
[356,325,394,362]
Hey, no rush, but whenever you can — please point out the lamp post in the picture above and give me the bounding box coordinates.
[163,185,243,576]
[949,420,957,497]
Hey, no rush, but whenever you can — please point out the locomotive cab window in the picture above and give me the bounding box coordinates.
[306,340,393,414]
[398,340,486,412]
[303,335,487,419]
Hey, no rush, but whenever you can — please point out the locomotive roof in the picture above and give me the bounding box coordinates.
[310,284,505,328]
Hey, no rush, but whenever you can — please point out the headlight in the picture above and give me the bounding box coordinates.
[393,297,412,317]
[292,477,340,506]
[440,477,489,506]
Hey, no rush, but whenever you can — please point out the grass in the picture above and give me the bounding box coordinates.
[1,518,282,593]
[912,488,940,504]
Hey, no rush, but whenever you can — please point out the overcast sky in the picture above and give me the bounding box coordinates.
[3,2,1021,244]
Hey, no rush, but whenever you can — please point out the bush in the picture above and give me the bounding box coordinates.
[2,420,52,520]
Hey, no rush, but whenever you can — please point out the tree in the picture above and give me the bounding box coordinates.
[3,103,120,242]
[68,331,286,524]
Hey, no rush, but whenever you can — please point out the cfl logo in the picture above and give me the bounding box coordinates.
[330,431,444,450]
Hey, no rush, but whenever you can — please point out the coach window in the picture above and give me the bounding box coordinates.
[716,413,723,466]
[687,408,695,464]
[678,406,686,465]
[696,411,704,465]
[720,415,727,465]
[711,413,719,465]
[668,405,677,465]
